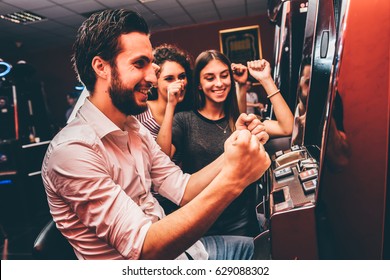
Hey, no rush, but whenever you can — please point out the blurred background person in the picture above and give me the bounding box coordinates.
[65,91,81,121]
[245,80,265,117]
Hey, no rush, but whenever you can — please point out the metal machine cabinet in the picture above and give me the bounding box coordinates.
[267,0,308,117]
[266,145,319,259]
[256,0,390,260]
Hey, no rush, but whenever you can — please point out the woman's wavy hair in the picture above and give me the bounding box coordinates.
[149,44,194,112]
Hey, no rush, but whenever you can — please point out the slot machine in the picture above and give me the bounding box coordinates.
[266,0,308,119]
[254,0,337,259]
[254,0,390,260]
[316,0,389,259]
[263,0,309,156]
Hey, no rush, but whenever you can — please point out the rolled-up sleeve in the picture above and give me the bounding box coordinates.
[139,125,191,205]
[44,140,152,259]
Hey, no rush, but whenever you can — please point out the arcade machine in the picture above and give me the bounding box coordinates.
[263,0,308,155]
[255,0,389,260]
[254,0,337,259]
[0,60,54,231]
[266,0,308,118]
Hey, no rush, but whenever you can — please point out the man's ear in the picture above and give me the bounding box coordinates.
[91,56,109,79]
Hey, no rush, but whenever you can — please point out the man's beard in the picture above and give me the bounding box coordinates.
[109,67,147,116]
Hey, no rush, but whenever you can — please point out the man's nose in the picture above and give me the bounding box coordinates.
[146,63,159,86]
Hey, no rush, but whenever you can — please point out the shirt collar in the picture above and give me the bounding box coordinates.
[124,115,141,132]
[78,98,142,139]
[78,98,124,139]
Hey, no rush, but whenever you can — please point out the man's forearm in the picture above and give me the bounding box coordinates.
[141,170,242,259]
[180,154,224,206]
[141,129,271,260]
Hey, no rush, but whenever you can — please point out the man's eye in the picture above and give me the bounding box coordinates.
[135,60,146,68]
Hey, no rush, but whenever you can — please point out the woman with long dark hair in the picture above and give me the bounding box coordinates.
[170,50,292,236]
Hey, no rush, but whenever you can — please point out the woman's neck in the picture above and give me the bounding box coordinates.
[198,101,225,120]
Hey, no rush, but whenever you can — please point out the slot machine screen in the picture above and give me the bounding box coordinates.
[256,0,338,260]
[291,0,336,151]
[267,0,308,117]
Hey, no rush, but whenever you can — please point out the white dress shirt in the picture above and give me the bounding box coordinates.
[42,98,206,259]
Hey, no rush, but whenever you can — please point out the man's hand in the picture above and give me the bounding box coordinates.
[235,113,269,144]
[223,130,271,188]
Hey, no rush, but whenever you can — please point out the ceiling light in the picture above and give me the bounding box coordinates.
[0,11,46,25]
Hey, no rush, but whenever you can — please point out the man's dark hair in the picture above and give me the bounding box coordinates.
[72,9,149,92]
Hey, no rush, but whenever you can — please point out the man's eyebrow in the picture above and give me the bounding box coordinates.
[134,55,152,63]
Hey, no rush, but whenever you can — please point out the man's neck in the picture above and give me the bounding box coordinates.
[89,93,127,130]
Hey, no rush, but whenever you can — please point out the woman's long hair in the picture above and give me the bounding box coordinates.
[193,50,240,131]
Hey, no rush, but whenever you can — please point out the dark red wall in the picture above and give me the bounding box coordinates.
[150,14,275,64]
[150,14,274,105]
[1,13,274,128]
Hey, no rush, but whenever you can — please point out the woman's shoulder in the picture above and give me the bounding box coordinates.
[174,110,196,120]
[173,111,199,130]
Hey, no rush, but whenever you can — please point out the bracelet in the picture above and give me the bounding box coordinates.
[267,89,281,99]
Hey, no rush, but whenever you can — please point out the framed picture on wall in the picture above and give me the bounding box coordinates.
[219,25,263,64]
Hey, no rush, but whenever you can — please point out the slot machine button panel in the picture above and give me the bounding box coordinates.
[302,179,317,194]
[298,168,318,182]
[274,167,294,180]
